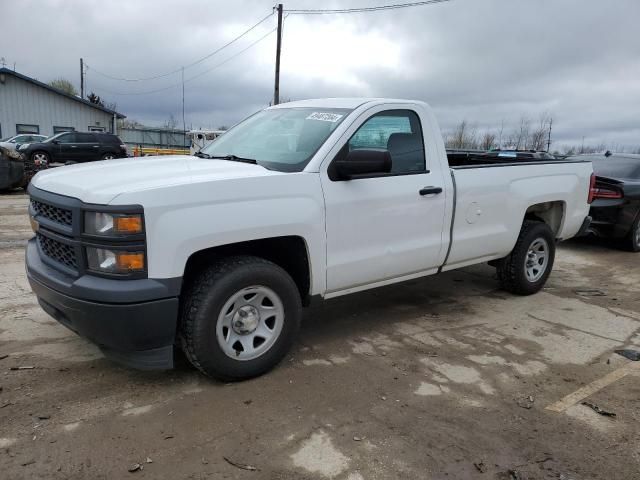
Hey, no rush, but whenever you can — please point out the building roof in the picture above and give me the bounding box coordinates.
[0,68,126,118]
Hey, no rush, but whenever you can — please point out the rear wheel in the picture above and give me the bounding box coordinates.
[179,256,301,381]
[101,153,115,160]
[496,220,556,295]
[626,216,640,252]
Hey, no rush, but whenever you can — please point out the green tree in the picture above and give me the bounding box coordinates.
[49,78,78,96]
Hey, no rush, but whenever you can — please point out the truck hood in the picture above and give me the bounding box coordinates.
[31,155,278,204]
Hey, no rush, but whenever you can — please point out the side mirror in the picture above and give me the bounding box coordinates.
[333,149,392,180]
[52,139,59,144]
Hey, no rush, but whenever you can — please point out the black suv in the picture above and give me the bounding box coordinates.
[18,132,127,165]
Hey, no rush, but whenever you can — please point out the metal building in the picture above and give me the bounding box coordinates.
[0,68,125,139]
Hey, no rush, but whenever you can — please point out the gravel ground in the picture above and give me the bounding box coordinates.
[1,191,639,480]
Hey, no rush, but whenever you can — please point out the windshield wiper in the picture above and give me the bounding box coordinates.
[193,151,212,158]
[208,154,258,165]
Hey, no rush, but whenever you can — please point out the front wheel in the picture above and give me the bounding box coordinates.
[496,220,556,295]
[101,153,115,160]
[179,256,301,380]
[31,151,50,166]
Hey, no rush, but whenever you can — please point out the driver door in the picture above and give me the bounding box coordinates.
[320,107,447,294]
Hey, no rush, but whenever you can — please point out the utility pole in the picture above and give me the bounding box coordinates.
[273,3,283,105]
[546,117,553,152]
[80,58,84,99]
[182,66,186,149]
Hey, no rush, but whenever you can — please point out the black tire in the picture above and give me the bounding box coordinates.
[179,255,301,381]
[101,153,115,160]
[30,151,50,165]
[625,215,640,252]
[496,220,556,295]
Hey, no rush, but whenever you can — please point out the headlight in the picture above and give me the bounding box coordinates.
[84,212,143,235]
[18,144,29,151]
[86,247,145,274]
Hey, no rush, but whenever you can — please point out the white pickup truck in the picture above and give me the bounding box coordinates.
[26,98,594,379]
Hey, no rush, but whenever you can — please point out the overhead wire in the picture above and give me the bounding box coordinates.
[285,0,450,15]
[86,11,273,82]
[90,26,278,96]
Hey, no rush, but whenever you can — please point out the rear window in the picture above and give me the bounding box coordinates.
[592,157,640,180]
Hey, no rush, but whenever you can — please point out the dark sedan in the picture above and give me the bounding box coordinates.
[574,152,640,251]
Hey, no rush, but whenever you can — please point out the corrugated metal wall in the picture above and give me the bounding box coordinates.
[0,74,115,138]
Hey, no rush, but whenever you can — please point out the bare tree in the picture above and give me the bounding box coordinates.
[497,119,505,149]
[529,113,551,151]
[480,131,497,150]
[507,117,530,150]
[49,78,78,96]
[447,120,478,149]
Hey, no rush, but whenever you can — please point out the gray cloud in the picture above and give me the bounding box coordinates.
[4,0,639,149]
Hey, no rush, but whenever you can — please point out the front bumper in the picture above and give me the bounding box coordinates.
[26,238,180,370]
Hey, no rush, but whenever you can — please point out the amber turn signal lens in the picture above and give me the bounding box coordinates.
[113,215,143,234]
[115,252,145,271]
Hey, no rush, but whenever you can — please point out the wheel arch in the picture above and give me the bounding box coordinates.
[182,235,312,304]
[524,201,566,237]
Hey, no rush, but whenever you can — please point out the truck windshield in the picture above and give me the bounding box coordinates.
[199,107,352,172]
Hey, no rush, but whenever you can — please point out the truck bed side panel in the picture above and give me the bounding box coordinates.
[444,162,591,269]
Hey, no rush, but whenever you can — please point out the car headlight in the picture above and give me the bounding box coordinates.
[84,212,143,236]
[86,247,145,274]
[17,144,29,151]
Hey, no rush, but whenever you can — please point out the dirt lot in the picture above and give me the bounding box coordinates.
[1,191,639,480]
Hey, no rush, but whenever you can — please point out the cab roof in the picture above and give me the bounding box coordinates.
[267,98,424,110]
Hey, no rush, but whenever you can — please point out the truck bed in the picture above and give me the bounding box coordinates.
[446,150,581,169]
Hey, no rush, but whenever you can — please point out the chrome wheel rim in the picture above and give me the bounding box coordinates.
[524,237,549,282]
[33,153,48,162]
[103,154,114,160]
[216,285,284,361]
[635,223,640,248]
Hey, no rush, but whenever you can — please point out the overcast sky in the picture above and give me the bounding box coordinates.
[4,0,639,149]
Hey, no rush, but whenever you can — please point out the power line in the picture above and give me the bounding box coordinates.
[90,27,277,96]
[87,12,273,82]
[285,0,450,14]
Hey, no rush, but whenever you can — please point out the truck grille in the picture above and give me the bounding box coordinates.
[36,233,77,270]
[31,200,73,227]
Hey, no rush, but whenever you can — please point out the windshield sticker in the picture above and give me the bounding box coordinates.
[306,112,344,123]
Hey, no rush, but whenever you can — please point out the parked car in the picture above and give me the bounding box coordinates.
[18,132,127,165]
[26,98,593,380]
[572,152,640,251]
[0,134,48,152]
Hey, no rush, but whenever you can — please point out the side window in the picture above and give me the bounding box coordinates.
[346,110,426,174]
[76,133,97,143]
[58,133,77,144]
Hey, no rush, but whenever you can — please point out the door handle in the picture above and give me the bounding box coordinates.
[70,146,77,148]
[419,186,443,196]
[93,145,99,148]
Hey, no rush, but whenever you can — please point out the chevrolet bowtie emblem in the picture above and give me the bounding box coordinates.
[29,216,40,233]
